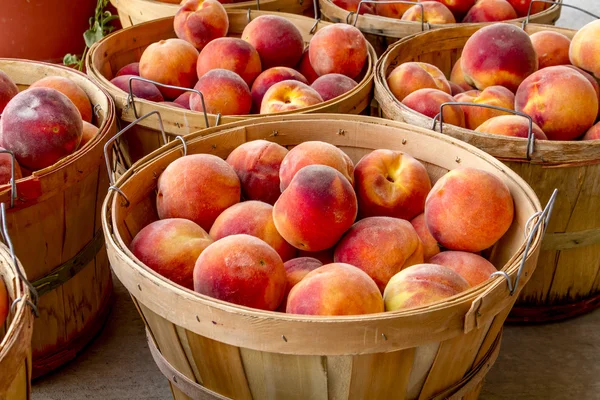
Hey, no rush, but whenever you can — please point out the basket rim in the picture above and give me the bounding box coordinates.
[111,0,309,13]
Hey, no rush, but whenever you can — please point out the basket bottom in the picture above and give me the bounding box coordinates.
[507,292,600,324]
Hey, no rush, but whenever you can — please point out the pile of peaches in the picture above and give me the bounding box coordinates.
[335,0,551,24]
[0,71,99,185]
[110,0,369,116]
[130,140,515,316]
[388,20,600,141]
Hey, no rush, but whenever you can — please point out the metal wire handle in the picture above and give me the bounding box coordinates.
[522,1,599,29]
[347,1,429,32]
[431,102,537,160]
[0,150,18,208]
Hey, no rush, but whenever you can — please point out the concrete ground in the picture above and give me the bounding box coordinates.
[32,2,600,400]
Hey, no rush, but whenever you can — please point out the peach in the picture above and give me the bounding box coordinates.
[297,248,335,264]
[403,1,456,24]
[570,20,600,80]
[278,257,323,312]
[515,66,598,140]
[194,234,286,311]
[0,278,7,329]
[273,165,357,251]
[475,115,548,140]
[461,23,538,92]
[156,154,241,231]
[425,167,515,252]
[174,0,228,51]
[251,67,308,113]
[296,48,320,84]
[131,218,213,289]
[190,69,252,115]
[429,251,497,287]
[286,263,384,315]
[196,38,262,87]
[354,149,431,220]
[110,75,164,102]
[530,31,571,70]
[565,66,600,115]
[450,82,465,96]
[309,24,368,79]
[80,121,99,148]
[334,217,424,293]
[139,38,199,99]
[242,15,304,69]
[582,122,600,141]
[450,57,475,92]
[173,91,192,109]
[311,74,357,101]
[226,140,288,205]
[279,141,354,191]
[334,0,375,14]
[115,62,140,77]
[387,62,452,102]
[0,146,23,185]
[0,70,18,114]
[209,201,296,261]
[402,88,466,128]
[260,80,323,114]
[411,213,440,262]
[375,1,412,18]
[462,0,518,22]
[421,0,475,19]
[30,76,92,122]
[383,263,470,311]
[454,86,515,130]
[506,0,546,17]
[1,88,82,170]
[159,101,187,109]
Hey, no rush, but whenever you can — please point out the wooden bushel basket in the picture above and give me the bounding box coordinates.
[102,114,550,400]
[0,59,117,377]
[374,17,600,323]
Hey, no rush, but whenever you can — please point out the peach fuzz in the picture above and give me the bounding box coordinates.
[425,167,514,252]
[334,0,375,14]
[131,218,213,290]
[402,88,465,128]
[354,149,431,220]
[286,263,384,316]
[174,0,228,51]
[190,69,252,115]
[156,154,241,231]
[462,0,517,23]
[0,146,23,185]
[209,201,296,262]
[80,121,99,148]
[515,66,598,141]
[383,263,470,311]
[226,140,288,205]
[309,24,368,80]
[570,20,600,79]
[530,31,571,69]
[375,2,412,18]
[1,87,82,171]
[454,86,515,130]
[242,15,304,69]
[279,141,354,191]
[110,75,164,102]
[402,2,456,24]
[278,257,323,312]
[260,80,323,114]
[334,217,424,293]
[475,115,548,140]
[506,0,546,17]
[196,38,262,87]
[311,74,357,102]
[194,234,286,311]
[0,279,7,328]
[582,122,600,141]
[387,62,451,102]
[296,49,320,84]
[273,165,357,252]
[411,213,440,262]
[115,62,140,77]
[0,70,18,114]
[173,91,192,109]
[450,57,475,92]
[461,23,538,92]
[429,251,497,287]
[251,68,308,113]
[30,76,92,123]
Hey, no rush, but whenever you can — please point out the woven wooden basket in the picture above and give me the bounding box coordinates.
[0,59,117,376]
[374,22,600,322]
[102,114,548,400]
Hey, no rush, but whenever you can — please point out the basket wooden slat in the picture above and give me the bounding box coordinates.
[102,114,545,399]
[374,23,600,323]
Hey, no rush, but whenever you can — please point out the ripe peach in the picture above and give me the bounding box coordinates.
[309,24,368,79]
[131,218,213,289]
[30,76,92,122]
[190,69,252,115]
[0,70,18,114]
[506,0,546,17]
[450,82,466,96]
[296,48,320,84]
[425,167,515,252]
[375,2,412,18]
[194,234,286,311]
[278,257,323,312]
[387,62,452,102]
[411,213,440,262]
[1,88,82,170]
[115,62,140,77]
[0,279,7,329]
[334,217,424,293]
[279,141,354,191]
[565,66,600,115]
[0,147,23,185]
[251,67,308,113]
[582,122,600,141]
[174,0,228,51]
[570,20,600,79]
[450,57,475,92]
[139,38,199,99]
[156,154,241,231]
[173,91,192,109]
[297,248,335,264]
[311,73,357,101]
[461,23,538,92]
[286,263,384,316]
[429,251,497,287]
[260,80,323,114]
[242,15,304,69]
[530,31,571,70]
[226,140,288,205]
[462,0,517,22]
[454,86,515,130]
[402,88,466,128]
[273,165,358,252]
[402,2,456,24]
[383,263,470,311]
[196,38,262,87]
[515,66,598,140]
[423,0,476,19]
[80,121,99,148]
[334,0,375,14]
[475,115,548,140]
[110,75,164,102]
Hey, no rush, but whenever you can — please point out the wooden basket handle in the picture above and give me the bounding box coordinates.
[523,1,598,29]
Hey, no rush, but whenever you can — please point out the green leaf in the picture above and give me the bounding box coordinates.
[63,53,81,66]
[84,22,104,47]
